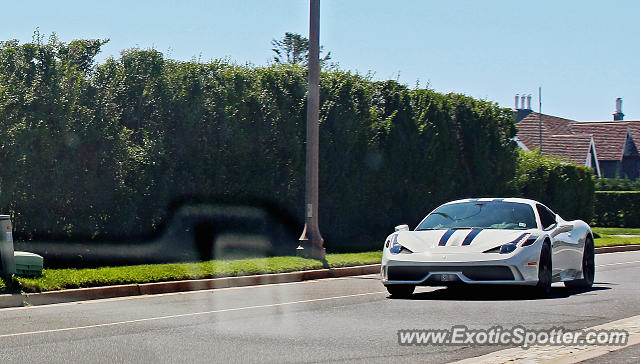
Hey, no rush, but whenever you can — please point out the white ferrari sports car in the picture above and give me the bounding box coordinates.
[381,198,595,297]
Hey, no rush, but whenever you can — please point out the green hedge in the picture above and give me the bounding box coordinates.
[595,178,640,191]
[0,36,519,251]
[0,36,608,253]
[592,191,640,227]
[509,151,595,222]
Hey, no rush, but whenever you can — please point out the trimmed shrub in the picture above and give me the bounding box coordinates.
[0,37,520,251]
[509,151,595,222]
[595,178,640,191]
[592,191,640,227]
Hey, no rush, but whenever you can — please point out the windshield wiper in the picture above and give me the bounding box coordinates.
[430,212,454,220]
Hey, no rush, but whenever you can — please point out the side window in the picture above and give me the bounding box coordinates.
[536,204,557,230]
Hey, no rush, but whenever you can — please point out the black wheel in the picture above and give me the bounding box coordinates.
[565,236,595,290]
[534,242,552,298]
[386,285,415,298]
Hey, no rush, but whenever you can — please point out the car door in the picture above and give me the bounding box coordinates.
[536,204,567,278]
[553,214,584,275]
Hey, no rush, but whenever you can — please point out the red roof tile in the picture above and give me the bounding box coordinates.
[542,134,594,166]
[516,113,634,162]
[516,112,573,151]
[625,121,640,147]
[570,122,629,160]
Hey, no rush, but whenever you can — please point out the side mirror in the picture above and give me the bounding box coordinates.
[395,224,410,232]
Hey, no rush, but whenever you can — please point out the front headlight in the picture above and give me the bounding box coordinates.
[499,233,538,254]
[388,234,413,255]
[499,243,517,254]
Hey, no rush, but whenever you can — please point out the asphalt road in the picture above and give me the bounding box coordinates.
[1,251,639,363]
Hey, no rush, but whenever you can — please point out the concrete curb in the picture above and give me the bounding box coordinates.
[0,264,382,309]
[595,245,640,254]
[0,245,638,309]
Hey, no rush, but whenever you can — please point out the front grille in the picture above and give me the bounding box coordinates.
[387,265,515,281]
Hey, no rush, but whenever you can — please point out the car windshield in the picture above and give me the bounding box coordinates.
[416,201,537,230]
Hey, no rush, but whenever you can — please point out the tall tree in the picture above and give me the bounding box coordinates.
[271,32,331,66]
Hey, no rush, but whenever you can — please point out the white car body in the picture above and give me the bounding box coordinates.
[381,198,593,289]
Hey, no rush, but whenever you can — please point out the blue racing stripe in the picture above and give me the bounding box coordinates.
[505,233,528,245]
[461,229,482,246]
[508,233,529,245]
[438,229,456,246]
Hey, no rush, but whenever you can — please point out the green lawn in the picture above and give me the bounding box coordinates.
[592,227,640,247]
[1,251,383,294]
[591,227,640,237]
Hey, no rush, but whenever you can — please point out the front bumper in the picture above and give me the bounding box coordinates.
[381,245,541,286]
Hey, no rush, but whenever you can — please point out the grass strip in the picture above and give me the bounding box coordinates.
[594,236,640,247]
[592,227,640,237]
[1,251,383,294]
[592,227,640,247]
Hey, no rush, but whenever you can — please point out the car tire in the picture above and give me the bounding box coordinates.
[564,236,595,290]
[386,285,415,298]
[534,241,552,298]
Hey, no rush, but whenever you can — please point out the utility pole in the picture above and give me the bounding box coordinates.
[539,87,542,154]
[297,0,325,259]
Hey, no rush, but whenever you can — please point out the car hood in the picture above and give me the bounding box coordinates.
[395,229,538,253]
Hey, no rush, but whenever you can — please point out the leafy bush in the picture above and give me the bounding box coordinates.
[0,37,519,252]
[595,178,640,191]
[592,191,640,227]
[509,150,595,222]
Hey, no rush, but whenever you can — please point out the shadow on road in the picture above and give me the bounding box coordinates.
[391,285,611,301]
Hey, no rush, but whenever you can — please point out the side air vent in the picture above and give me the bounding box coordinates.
[483,246,501,253]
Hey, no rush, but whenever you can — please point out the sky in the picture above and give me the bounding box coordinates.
[2,0,639,121]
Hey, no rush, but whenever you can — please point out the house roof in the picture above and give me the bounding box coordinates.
[515,114,599,173]
[516,112,573,150]
[516,112,635,162]
[542,134,595,166]
[625,120,640,145]
[570,122,630,161]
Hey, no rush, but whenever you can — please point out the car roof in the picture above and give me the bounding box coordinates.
[444,197,539,207]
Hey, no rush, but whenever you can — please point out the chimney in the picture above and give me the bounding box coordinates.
[613,97,624,121]
[514,93,534,123]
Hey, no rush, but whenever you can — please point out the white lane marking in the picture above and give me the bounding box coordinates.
[0,291,386,339]
[0,274,380,312]
[596,260,640,268]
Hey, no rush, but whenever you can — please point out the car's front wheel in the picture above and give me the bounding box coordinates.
[534,242,552,298]
[564,236,595,290]
[386,285,415,298]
